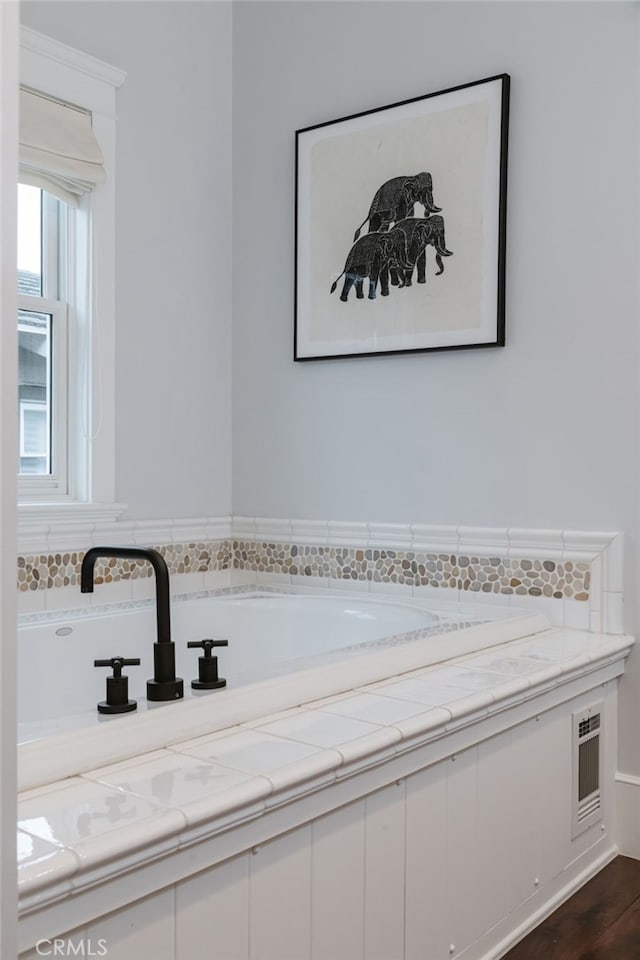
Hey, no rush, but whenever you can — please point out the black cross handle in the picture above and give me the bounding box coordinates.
[93,657,141,714]
[187,640,228,690]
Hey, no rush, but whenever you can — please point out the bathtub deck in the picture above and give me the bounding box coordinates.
[503,855,640,959]
[16,622,633,958]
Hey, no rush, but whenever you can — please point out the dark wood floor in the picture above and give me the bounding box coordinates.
[503,856,640,959]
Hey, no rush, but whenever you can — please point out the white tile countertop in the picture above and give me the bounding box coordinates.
[17,627,634,913]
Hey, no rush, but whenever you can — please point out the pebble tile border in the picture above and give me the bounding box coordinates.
[233,541,590,601]
[16,537,590,601]
[17,540,233,592]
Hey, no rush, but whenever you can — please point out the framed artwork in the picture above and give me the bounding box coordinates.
[294,74,510,361]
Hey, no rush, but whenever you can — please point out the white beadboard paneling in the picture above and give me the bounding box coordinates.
[536,710,573,886]
[405,760,448,960]
[176,853,250,960]
[249,825,312,960]
[20,929,88,960]
[476,729,516,934]
[507,719,541,911]
[568,810,606,868]
[85,887,175,960]
[446,746,480,953]
[310,800,365,960]
[363,781,406,960]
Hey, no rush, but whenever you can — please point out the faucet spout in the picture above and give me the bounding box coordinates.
[81,546,184,702]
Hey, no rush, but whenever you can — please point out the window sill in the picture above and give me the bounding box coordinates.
[18,501,128,554]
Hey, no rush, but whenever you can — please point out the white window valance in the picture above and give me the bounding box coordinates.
[19,87,106,205]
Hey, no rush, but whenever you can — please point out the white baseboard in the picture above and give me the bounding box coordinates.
[615,773,640,859]
[479,843,618,959]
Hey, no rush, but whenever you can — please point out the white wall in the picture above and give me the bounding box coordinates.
[20,1,233,520]
[232,1,638,532]
[231,1,640,775]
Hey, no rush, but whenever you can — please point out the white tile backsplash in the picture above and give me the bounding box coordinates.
[16,517,624,636]
[458,526,509,557]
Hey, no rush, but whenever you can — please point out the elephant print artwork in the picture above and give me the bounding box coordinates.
[352,172,441,240]
[330,228,412,301]
[330,173,454,302]
[389,216,453,286]
[295,74,509,359]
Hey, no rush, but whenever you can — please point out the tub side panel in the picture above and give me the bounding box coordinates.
[176,853,250,960]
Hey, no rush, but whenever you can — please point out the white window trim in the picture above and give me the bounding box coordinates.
[18,27,127,535]
[18,294,67,493]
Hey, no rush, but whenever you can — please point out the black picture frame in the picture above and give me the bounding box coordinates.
[294,74,510,362]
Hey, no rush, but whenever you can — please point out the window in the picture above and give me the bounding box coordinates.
[18,27,126,527]
[17,184,68,495]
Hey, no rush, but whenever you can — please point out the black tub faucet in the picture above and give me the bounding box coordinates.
[80,546,184,702]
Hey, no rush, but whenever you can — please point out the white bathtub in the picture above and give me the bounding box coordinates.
[17,590,550,790]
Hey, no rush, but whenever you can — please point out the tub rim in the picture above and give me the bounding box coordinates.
[17,588,551,791]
